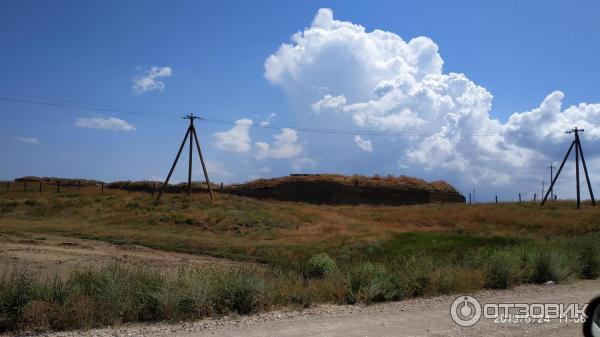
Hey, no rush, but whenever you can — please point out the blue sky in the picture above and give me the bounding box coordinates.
[2,0,600,200]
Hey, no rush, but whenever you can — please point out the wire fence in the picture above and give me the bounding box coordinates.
[0,180,110,195]
[0,180,218,197]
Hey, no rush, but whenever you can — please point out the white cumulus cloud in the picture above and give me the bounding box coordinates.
[132,66,172,95]
[354,135,373,152]
[264,8,600,196]
[214,119,253,152]
[75,116,136,131]
[311,94,347,113]
[255,128,303,159]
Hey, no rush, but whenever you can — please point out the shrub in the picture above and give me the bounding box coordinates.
[304,253,337,279]
[0,272,35,332]
[485,251,517,289]
[345,262,387,304]
[530,251,573,284]
[215,269,265,314]
[576,237,600,279]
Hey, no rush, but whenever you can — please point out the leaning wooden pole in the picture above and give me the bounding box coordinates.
[576,133,596,206]
[541,140,575,206]
[188,123,194,197]
[192,126,214,201]
[575,133,581,208]
[157,128,190,201]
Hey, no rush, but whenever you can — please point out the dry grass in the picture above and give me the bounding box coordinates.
[1,191,599,332]
[229,174,459,193]
[0,191,598,264]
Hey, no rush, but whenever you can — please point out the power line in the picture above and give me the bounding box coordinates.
[0,92,551,138]
[0,96,170,118]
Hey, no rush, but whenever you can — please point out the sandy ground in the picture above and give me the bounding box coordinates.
[0,233,243,277]
[12,280,599,337]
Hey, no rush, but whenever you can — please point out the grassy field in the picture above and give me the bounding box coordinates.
[1,190,600,332]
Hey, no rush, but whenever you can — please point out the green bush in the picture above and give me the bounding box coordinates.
[530,251,573,284]
[345,262,387,304]
[214,269,265,314]
[576,237,600,279]
[0,273,36,332]
[485,251,516,289]
[304,253,337,279]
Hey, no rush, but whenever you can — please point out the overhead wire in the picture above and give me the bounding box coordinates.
[0,92,548,138]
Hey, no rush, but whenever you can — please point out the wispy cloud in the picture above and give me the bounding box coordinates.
[13,137,40,144]
[354,135,373,152]
[132,66,172,95]
[260,113,277,127]
[75,116,136,131]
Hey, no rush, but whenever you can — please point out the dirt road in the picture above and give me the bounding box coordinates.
[0,233,243,277]
[23,279,599,337]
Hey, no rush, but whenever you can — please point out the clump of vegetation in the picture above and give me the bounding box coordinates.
[573,235,600,279]
[304,253,337,279]
[529,250,573,284]
[484,250,518,289]
[0,266,267,332]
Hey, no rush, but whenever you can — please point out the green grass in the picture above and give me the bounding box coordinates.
[1,192,600,332]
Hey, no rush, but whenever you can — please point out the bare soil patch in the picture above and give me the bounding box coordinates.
[0,233,247,278]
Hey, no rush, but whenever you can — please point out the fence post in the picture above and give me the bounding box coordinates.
[220,182,223,192]
[151,183,156,196]
[39,181,42,193]
[533,193,537,203]
[468,193,472,204]
[101,182,104,195]
[518,193,522,203]
[57,181,60,194]
[495,196,498,204]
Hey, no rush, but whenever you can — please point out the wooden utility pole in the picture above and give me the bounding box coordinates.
[541,180,545,201]
[157,114,214,201]
[548,164,556,200]
[541,127,596,208]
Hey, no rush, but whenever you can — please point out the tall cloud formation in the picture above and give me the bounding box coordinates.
[264,8,600,196]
